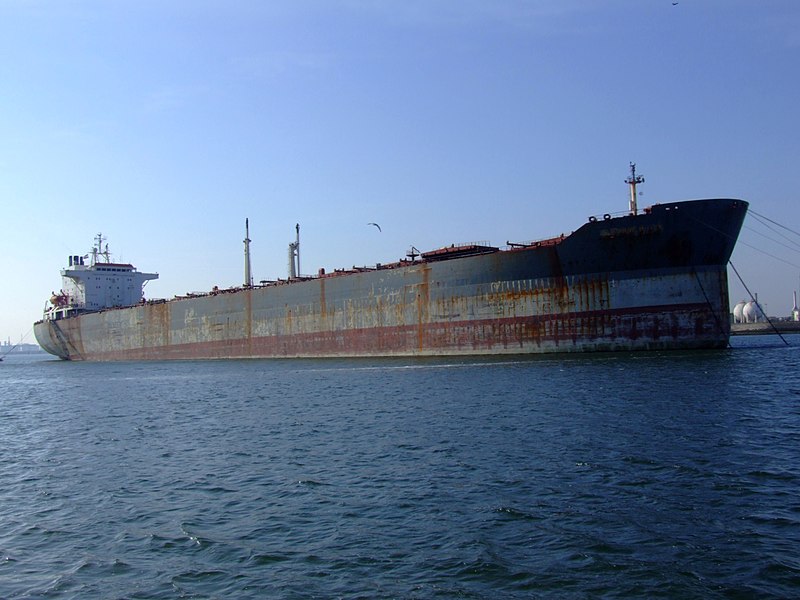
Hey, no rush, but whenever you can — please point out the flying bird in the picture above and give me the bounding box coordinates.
[368,222,382,232]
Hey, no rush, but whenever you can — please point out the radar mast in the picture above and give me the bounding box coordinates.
[625,163,645,216]
[91,233,110,265]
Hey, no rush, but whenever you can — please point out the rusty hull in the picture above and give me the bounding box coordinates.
[34,198,748,360]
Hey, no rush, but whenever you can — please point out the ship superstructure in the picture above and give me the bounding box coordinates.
[44,234,158,321]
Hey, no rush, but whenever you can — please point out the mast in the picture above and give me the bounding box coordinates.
[91,233,109,265]
[288,223,300,278]
[243,218,253,287]
[295,223,300,277]
[625,162,645,216]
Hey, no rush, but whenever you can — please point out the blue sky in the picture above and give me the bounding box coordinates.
[2,0,799,343]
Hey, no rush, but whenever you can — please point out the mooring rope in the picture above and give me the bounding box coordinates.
[729,260,789,346]
[0,327,34,359]
[692,268,728,343]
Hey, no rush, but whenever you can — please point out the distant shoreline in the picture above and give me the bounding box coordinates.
[731,322,800,336]
[1,343,44,354]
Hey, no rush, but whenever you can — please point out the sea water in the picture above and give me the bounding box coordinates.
[1,336,799,599]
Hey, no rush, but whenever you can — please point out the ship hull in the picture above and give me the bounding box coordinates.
[34,199,748,360]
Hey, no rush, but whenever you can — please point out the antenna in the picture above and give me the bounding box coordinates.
[625,162,645,215]
[243,218,253,287]
[91,233,108,265]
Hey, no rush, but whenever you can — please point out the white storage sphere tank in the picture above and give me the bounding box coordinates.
[733,301,747,323]
[743,301,764,323]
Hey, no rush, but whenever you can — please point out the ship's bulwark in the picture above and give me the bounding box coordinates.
[34,199,747,360]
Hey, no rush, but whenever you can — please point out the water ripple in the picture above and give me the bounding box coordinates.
[1,340,800,598]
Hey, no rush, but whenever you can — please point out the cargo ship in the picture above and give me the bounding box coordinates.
[34,166,748,360]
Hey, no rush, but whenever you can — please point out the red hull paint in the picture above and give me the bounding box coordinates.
[41,302,727,361]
